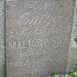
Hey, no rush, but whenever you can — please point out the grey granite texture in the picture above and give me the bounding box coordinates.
[67,0,77,72]
[6,0,74,77]
[0,0,5,77]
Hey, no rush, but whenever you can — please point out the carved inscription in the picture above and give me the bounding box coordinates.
[7,0,53,51]
[18,13,52,27]
[9,38,50,50]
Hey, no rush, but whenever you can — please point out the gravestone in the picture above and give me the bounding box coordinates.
[6,0,74,77]
[0,0,5,77]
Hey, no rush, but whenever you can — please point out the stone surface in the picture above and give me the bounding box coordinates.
[0,0,5,77]
[6,0,74,77]
[67,0,77,72]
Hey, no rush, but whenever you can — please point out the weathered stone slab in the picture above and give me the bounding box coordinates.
[6,0,74,77]
[67,0,77,72]
[0,0,5,77]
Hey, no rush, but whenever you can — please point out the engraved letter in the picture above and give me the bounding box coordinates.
[9,42,16,50]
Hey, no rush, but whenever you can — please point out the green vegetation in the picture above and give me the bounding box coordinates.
[53,74,60,77]
[74,35,77,44]
[31,70,77,77]
[32,74,38,77]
